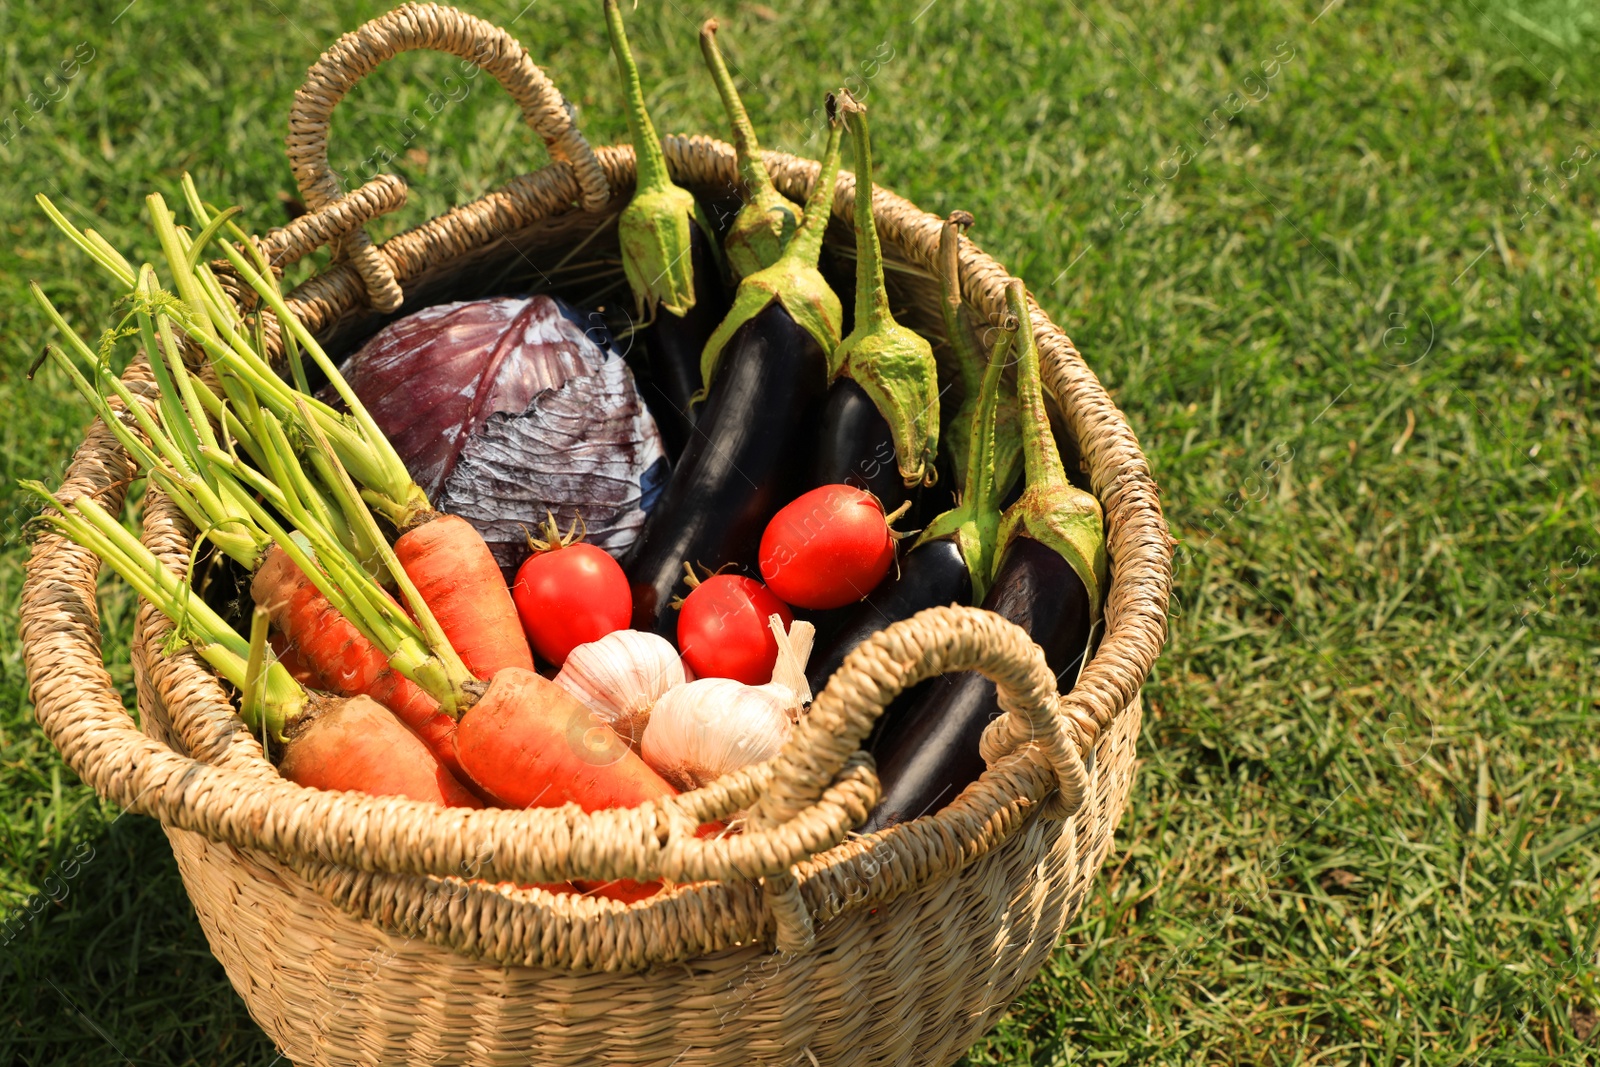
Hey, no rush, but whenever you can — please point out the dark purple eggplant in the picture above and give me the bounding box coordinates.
[624,101,847,634]
[809,92,940,503]
[640,224,727,459]
[626,304,828,630]
[806,378,906,509]
[862,537,1091,831]
[862,279,1106,831]
[804,536,971,697]
[807,294,1019,697]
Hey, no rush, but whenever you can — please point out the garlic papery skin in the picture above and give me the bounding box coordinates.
[641,678,795,791]
[554,630,689,748]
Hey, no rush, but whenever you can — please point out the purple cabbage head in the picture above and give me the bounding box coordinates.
[336,295,668,579]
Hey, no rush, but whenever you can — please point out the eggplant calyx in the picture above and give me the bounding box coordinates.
[939,212,1023,498]
[833,324,940,486]
[700,19,801,280]
[696,94,846,400]
[997,485,1105,621]
[995,280,1107,619]
[606,0,710,318]
[830,91,940,488]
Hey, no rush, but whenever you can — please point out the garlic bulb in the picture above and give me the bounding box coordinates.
[554,630,688,747]
[641,678,795,790]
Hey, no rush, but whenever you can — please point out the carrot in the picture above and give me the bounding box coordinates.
[252,545,465,780]
[31,278,474,775]
[575,879,663,902]
[454,668,677,810]
[268,630,318,687]
[27,486,479,808]
[394,513,534,678]
[38,245,665,819]
[278,694,482,807]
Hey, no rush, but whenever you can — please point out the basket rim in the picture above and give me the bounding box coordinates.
[22,135,1171,971]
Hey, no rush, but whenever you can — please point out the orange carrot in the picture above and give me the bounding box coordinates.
[454,667,677,810]
[575,879,663,902]
[278,694,482,807]
[27,487,478,809]
[395,514,534,678]
[268,631,318,687]
[252,545,466,780]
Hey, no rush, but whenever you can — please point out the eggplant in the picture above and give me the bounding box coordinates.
[806,378,905,508]
[699,20,802,280]
[863,538,1091,830]
[626,304,828,629]
[804,537,971,697]
[807,294,1020,696]
[806,92,940,511]
[640,224,727,458]
[625,100,848,634]
[862,279,1106,832]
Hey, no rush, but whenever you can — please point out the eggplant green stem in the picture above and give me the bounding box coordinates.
[604,0,709,319]
[846,101,891,330]
[605,0,669,193]
[787,107,842,270]
[699,20,769,199]
[938,213,1023,496]
[966,331,1009,515]
[828,91,941,486]
[914,311,1015,600]
[939,213,981,400]
[995,280,1107,619]
[695,95,845,398]
[700,18,800,277]
[1010,288,1068,491]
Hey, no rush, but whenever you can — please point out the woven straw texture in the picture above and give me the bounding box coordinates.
[20,5,1170,1064]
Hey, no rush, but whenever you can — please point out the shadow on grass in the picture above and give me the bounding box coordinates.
[0,815,277,1067]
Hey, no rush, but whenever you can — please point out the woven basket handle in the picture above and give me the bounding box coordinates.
[257,173,409,272]
[284,1,609,311]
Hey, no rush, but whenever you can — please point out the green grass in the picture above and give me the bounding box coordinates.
[2,0,1597,1063]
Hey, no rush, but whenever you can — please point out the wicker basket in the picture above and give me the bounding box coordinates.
[19,5,1172,1065]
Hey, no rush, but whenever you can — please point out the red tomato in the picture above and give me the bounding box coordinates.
[758,485,896,609]
[676,576,792,685]
[512,543,631,665]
